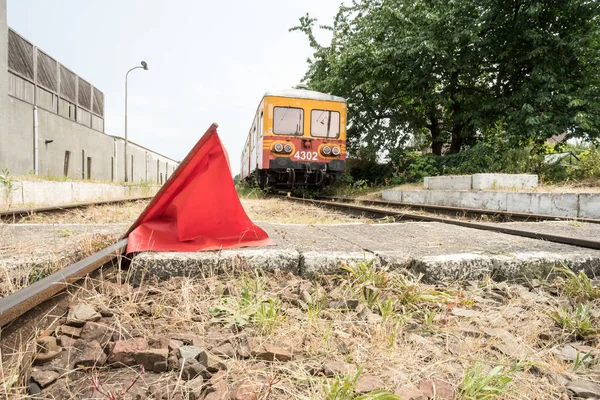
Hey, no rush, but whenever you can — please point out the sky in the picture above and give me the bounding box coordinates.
[7,0,340,176]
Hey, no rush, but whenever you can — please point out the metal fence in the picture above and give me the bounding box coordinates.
[7,28,105,132]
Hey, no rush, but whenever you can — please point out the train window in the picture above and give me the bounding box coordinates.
[273,107,304,135]
[311,110,340,138]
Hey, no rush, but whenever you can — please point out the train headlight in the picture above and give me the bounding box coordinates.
[332,147,340,156]
[274,143,284,153]
[284,144,292,153]
[322,146,331,155]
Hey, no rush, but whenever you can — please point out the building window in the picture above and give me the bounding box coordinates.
[81,150,85,179]
[131,155,134,181]
[111,156,114,181]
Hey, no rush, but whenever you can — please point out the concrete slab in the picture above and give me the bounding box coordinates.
[424,175,471,190]
[578,194,600,219]
[130,222,600,284]
[459,191,507,211]
[506,193,579,217]
[472,174,538,190]
[316,222,600,282]
[128,223,300,284]
[272,224,376,277]
[381,189,402,202]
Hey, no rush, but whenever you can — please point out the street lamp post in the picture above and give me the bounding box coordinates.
[124,61,148,182]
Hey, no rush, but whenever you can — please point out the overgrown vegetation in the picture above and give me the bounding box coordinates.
[459,364,514,400]
[291,0,600,189]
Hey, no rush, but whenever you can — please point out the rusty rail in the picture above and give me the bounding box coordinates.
[0,197,152,220]
[319,196,600,224]
[285,196,600,251]
[0,239,127,328]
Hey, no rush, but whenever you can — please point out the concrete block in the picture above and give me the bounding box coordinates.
[424,175,472,190]
[459,191,507,211]
[472,174,538,190]
[578,194,600,219]
[381,189,402,202]
[506,193,578,217]
[428,190,463,207]
[400,190,430,205]
[20,180,73,205]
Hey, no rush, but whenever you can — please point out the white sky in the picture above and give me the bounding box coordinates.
[7,0,340,176]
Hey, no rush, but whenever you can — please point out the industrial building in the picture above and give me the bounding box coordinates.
[0,0,178,183]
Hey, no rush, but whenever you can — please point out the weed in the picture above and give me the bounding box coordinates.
[554,265,600,301]
[420,307,439,329]
[377,299,396,323]
[0,167,19,209]
[550,303,598,339]
[572,350,594,371]
[307,288,328,320]
[341,259,388,288]
[322,367,400,400]
[361,285,381,308]
[460,363,513,399]
[255,299,287,335]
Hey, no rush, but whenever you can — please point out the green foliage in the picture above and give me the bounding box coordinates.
[293,0,600,157]
[554,265,600,302]
[572,350,594,371]
[340,259,389,288]
[460,364,514,399]
[550,303,598,339]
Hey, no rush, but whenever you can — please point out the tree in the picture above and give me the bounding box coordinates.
[292,0,600,158]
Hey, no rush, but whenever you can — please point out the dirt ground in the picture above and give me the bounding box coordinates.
[4,263,599,399]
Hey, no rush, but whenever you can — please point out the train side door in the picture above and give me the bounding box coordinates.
[249,117,257,174]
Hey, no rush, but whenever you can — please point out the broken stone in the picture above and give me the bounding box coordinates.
[458,323,482,337]
[205,378,229,400]
[567,379,600,398]
[58,325,81,338]
[57,335,76,348]
[148,336,170,349]
[29,381,42,396]
[181,360,208,380]
[72,340,107,368]
[322,361,355,377]
[419,379,454,400]
[230,379,266,400]
[357,307,383,323]
[30,369,59,388]
[328,299,359,310]
[179,345,208,365]
[134,348,168,373]
[108,338,148,366]
[246,338,292,362]
[355,375,385,394]
[80,322,113,347]
[168,354,180,370]
[212,343,235,359]
[168,339,184,352]
[395,385,427,400]
[206,352,227,372]
[66,304,101,326]
[552,345,591,362]
[187,375,205,399]
[451,308,482,318]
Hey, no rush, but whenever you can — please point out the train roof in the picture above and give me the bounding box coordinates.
[263,88,346,103]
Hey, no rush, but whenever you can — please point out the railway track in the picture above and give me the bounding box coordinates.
[283,196,600,251]
[318,196,600,224]
[0,196,153,220]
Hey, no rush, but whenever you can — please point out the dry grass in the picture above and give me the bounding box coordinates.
[7,200,150,225]
[241,198,370,224]
[4,262,599,399]
[0,231,119,297]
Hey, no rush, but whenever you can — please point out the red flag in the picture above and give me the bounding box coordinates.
[125,124,272,253]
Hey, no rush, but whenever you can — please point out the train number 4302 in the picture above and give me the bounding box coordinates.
[292,151,318,161]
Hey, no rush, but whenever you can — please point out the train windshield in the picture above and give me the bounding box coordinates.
[273,107,304,135]
[311,110,340,138]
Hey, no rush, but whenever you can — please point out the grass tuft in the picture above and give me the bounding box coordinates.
[460,363,513,399]
[550,303,598,339]
[554,264,600,302]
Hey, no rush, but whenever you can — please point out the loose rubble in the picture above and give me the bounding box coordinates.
[5,263,600,399]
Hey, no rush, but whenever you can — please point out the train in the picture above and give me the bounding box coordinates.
[240,85,347,190]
